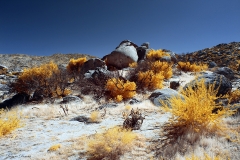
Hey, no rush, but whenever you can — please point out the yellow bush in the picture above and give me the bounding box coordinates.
[89,111,100,123]
[161,79,235,135]
[177,62,208,72]
[66,57,87,75]
[48,144,61,151]
[105,78,136,101]
[87,126,137,160]
[150,61,173,79]
[13,61,59,95]
[137,70,164,90]
[0,109,21,137]
[129,62,137,68]
[147,49,170,61]
[116,95,123,102]
[227,89,240,103]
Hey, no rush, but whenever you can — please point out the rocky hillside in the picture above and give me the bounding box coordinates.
[176,42,240,70]
[0,53,96,72]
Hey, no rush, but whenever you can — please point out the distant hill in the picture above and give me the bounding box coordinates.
[176,42,240,70]
[0,53,96,71]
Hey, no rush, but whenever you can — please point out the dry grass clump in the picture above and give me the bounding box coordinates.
[66,57,86,77]
[0,109,21,137]
[146,49,170,61]
[137,70,164,90]
[150,61,173,79]
[89,111,100,123]
[105,78,136,102]
[177,62,208,72]
[157,79,235,158]
[86,126,137,160]
[48,144,61,152]
[227,89,240,103]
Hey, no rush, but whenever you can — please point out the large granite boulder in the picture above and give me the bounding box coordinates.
[104,40,138,69]
[213,67,235,80]
[149,88,183,107]
[80,58,106,74]
[184,72,232,96]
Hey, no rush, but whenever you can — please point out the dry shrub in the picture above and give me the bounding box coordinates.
[177,62,208,72]
[66,57,87,79]
[137,70,164,90]
[147,49,170,61]
[227,89,240,103]
[157,79,235,158]
[129,62,137,68]
[89,111,100,123]
[0,109,21,137]
[150,61,173,79]
[48,144,61,152]
[105,78,136,101]
[86,126,137,160]
[12,61,59,95]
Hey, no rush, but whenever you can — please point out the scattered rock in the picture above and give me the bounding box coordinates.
[184,72,232,96]
[0,65,8,75]
[0,92,30,109]
[62,95,82,103]
[149,88,183,107]
[129,98,141,105]
[98,103,118,110]
[80,58,106,74]
[208,61,217,68]
[214,67,235,80]
[170,80,180,90]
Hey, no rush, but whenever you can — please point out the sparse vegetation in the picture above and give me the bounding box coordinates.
[67,57,87,79]
[86,126,137,160]
[147,49,170,61]
[177,61,208,72]
[0,109,21,137]
[48,144,61,151]
[105,78,136,101]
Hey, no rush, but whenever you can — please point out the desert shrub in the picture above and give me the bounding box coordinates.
[0,109,21,137]
[147,49,170,61]
[150,61,173,79]
[48,144,61,151]
[105,78,136,101]
[11,62,59,96]
[137,70,164,90]
[227,89,240,104]
[86,126,137,160]
[129,62,137,68]
[89,111,100,123]
[160,79,235,143]
[67,57,87,79]
[11,62,71,99]
[177,62,208,72]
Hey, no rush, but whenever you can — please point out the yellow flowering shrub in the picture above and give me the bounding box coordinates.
[147,49,170,61]
[150,61,173,79]
[137,70,164,90]
[87,126,137,160]
[12,61,59,96]
[227,89,240,103]
[129,62,138,68]
[89,111,100,123]
[48,144,61,151]
[0,109,21,137]
[161,79,235,135]
[105,78,136,101]
[66,57,87,77]
[177,62,208,72]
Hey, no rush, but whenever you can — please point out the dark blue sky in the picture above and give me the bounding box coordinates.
[1,0,240,58]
